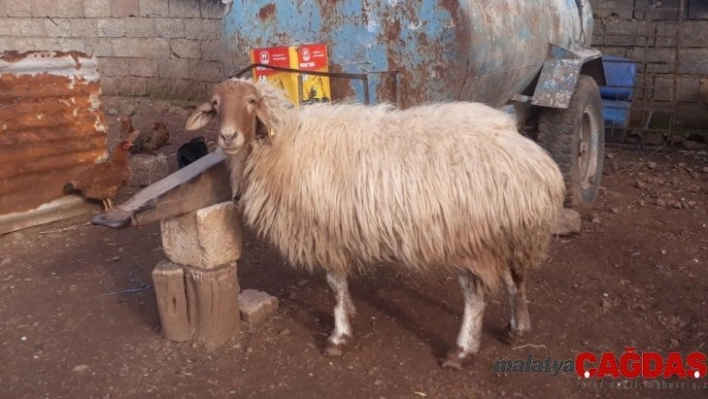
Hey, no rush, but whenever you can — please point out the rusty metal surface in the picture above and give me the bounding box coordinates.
[222,0,595,109]
[0,50,108,217]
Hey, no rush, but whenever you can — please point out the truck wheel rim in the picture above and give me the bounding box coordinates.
[578,106,599,191]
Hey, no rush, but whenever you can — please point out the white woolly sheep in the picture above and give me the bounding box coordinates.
[185,77,566,369]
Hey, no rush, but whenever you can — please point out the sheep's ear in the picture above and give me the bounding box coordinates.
[254,98,275,146]
[185,102,215,131]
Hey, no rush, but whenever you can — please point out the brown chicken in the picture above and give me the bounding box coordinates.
[130,121,170,155]
[117,114,135,138]
[63,140,133,211]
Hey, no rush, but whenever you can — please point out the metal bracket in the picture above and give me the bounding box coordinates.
[530,42,603,109]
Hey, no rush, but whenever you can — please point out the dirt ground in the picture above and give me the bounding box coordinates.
[1,97,707,399]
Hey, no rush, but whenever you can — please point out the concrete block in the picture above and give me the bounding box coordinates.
[7,1,32,17]
[170,39,201,59]
[98,56,132,77]
[680,48,708,75]
[184,18,218,40]
[187,59,223,82]
[592,0,635,20]
[44,18,72,38]
[19,19,46,37]
[160,201,243,269]
[200,39,221,61]
[200,0,225,19]
[101,76,148,96]
[123,17,155,38]
[7,38,36,52]
[110,0,139,17]
[158,57,189,79]
[168,0,200,18]
[71,19,98,37]
[129,58,158,77]
[0,0,7,17]
[551,208,581,236]
[97,18,126,37]
[0,19,21,36]
[112,38,170,58]
[33,38,62,51]
[146,78,208,100]
[239,289,279,325]
[84,38,114,56]
[129,153,169,187]
[83,0,111,17]
[154,19,185,39]
[57,0,85,18]
[31,0,57,17]
[139,0,169,17]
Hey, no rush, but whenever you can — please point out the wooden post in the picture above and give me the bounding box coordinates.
[152,201,243,350]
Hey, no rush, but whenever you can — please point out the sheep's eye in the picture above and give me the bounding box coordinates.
[247,97,258,105]
[211,99,219,107]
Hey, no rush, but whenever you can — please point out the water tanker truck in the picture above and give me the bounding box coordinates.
[221,0,607,214]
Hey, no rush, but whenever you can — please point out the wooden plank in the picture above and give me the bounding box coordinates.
[0,195,101,235]
[90,149,232,229]
[184,263,241,351]
[152,260,193,342]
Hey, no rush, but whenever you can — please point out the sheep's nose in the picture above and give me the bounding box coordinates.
[219,132,235,144]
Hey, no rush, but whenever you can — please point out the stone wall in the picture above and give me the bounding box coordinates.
[589,0,708,129]
[0,0,226,100]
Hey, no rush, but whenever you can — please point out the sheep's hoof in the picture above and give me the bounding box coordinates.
[440,346,472,370]
[323,335,351,357]
[500,323,525,346]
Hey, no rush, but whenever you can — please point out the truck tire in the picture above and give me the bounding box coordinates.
[537,74,605,216]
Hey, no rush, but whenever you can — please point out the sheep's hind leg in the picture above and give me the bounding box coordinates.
[323,271,356,357]
[442,270,485,369]
[500,267,531,346]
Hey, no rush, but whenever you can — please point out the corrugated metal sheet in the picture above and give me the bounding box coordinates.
[0,50,108,217]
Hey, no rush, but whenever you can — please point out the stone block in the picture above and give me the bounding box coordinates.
[153,18,184,39]
[110,0,139,17]
[83,0,111,17]
[129,153,169,187]
[71,19,98,37]
[33,38,61,51]
[19,19,46,37]
[160,201,243,269]
[97,18,126,37]
[101,76,148,96]
[0,19,21,36]
[57,0,85,18]
[170,39,201,59]
[0,0,7,17]
[112,38,170,58]
[31,0,57,17]
[158,57,189,79]
[200,0,224,19]
[200,39,221,61]
[7,1,32,17]
[239,289,279,325]
[551,208,581,236]
[7,38,36,52]
[184,18,218,40]
[98,56,132,77]
[83,38,114,56]
[123,17,155,38]
[187,59,223,82]
[44,18,72,38]
[168,0,200,18]
[129,58,158,77]
[139,0,169,17]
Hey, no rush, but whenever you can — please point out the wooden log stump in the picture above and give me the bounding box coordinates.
[152,200,243,350]
[152,260,241,350]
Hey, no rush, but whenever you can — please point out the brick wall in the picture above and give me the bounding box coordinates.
[589,0,708,129]
[0,0,226,100]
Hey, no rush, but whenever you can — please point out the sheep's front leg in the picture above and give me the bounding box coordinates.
[442,270,485,369]
[501,267,531,345]
[323,271,356,357]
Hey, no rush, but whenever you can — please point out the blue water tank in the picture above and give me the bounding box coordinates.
[599,55,637,100]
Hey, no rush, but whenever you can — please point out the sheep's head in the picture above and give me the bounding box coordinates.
[185,78,275,155]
